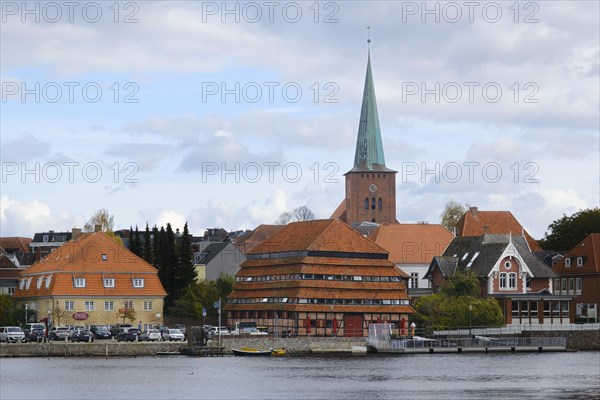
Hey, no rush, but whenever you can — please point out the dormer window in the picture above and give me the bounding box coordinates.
[45,275,52,289]
[102,254,108,261]
[565,258,571,267]
[25,278,32,290]
[36,277,43,289]
[576,257,583,267]
[132,278,144,288]
[19,279,25,290]
[74,278,86,288]
[43,235,49,242]
[104,278,115,288]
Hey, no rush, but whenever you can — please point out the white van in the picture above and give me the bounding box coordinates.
[0,326,26,343]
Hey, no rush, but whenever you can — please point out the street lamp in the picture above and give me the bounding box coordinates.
[25,304,28,324]
[468,304,473,338]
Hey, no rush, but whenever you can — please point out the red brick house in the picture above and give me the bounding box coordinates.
[551,233,599,322]
[225,219,413,337]
[425,233,573,325]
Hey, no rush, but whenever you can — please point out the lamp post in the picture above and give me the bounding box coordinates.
[468,304,473,338]
[25,304,28,324]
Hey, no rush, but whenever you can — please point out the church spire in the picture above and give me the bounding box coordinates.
[351,33,389,172]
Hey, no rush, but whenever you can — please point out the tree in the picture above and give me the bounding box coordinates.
[538,208,600,251]
[275,206,315,224]
[143,223,152,264]
[116,307,137,323]
[440,200,469,233]
[157,224,178,308]
[84,209,114,232]
[151,225,159,266]
[215,273,235,307]
[174,222,196,295]
[413,270,503,331]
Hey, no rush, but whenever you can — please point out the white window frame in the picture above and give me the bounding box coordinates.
[74,278,86,288]
[565,258,571,267]
[499,273,507,289]
[143,301,153,311]
[508,273,517,289]
[576,257,583,267]
[45,275,52,289]
[410,272,419,289]
[132,278,144,288]
[36,277,43,289]
[104,301,114,311]
[65,301,74,311]
[576,278,582,294]
[85,301,94,311]
[103,278,115,288]
[123,301,133,309]
[19,279,25,290]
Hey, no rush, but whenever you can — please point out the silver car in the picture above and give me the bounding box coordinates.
[162,328,185,341]
[0,326,25,343]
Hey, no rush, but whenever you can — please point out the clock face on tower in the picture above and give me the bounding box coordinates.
[369,183,378,193]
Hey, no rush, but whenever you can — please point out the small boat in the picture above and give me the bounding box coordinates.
[270,348,288,357]
[232,347,272,357]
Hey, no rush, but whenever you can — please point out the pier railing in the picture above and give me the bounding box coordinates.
[368,336,567,351]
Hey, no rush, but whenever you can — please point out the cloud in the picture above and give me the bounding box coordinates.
[0,133,51,162]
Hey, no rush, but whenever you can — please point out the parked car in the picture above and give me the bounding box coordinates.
[141,329,162,342]
[155,326,169,340]
[70,329,94,343]
[110,324,132,337]
[173,324,187,335]
[48,327,70,341]
[0,326,26,343]
[162,329,185,341]
[211,326,230,336]
[116,328,141,342]
[24,328,45,343]
[90,325,112,340]
[24,323,47,336]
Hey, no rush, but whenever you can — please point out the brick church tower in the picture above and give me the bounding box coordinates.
[332,50,398,227]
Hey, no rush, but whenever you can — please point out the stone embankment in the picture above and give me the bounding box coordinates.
[521,330,600,351]
[0,341,184,357]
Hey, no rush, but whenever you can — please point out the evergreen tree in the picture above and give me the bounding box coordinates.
[130,226,143,258]
[128,226,137,254]
[152,225,159,267]
[175,222,196,295]
[143,223,152,264]
[159,224,178,308]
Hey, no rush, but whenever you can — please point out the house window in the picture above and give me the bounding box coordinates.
[553,278,560,294]
[19,280,25,290]
[526,278,531,290]
[36,277,43,289]
[499,273,507,289]
[511,301,519,318]
[123,301,133,309]
[74,278,86,288]
[65,301,74,311]
[8,288,15,294]
[371,197,375,210]
[410,272,419,289]
[364,198,369,210]
[132,278,144,288]
[85,301,94,311]
[568,278,575,294]
[576,278,582,294]
[25,278,32,290]
[561,301,569,317]
[43,235,49,242]
[576,257,583,267]
[144,301,153,311]
[561,278,567,294]
[104,301,114,311]
[103,278,115,288]
[101,254,107,261]
[45,275,52,289]
[530,301,538,317]
[508,273,517,289]
[565,258,571,267]
[378,198,382,210]
[504,261,511,269]
[543,301,551,318]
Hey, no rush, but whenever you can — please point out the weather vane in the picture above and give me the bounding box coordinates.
[367,26,371,49]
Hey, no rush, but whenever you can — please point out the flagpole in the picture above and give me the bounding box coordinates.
[218,297,222,349]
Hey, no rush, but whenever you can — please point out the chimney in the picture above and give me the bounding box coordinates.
[72,227,81,240]
[94,224,102,232]
[469,206,478,217]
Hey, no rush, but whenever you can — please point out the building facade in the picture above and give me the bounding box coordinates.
[551,233,599,322]
[425,234,572,325]
[225,219,413,337]
[13,232,167,328]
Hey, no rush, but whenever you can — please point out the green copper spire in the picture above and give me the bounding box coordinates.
[351,50,389,172]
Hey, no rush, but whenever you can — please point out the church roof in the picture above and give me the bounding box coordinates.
[348,53,393,173]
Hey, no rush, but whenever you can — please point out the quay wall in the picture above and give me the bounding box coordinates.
[0,341,184,358]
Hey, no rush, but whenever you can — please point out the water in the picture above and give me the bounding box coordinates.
[1,352,598,400]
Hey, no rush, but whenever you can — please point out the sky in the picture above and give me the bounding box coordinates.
[1,1,599,240]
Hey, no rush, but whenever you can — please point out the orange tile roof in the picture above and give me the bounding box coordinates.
[13,232,166,298]
[368,223,454,264]
[250,219,387,255]
[330,200,347,220]
[235,224,285,253]
[456,208,542,251]
[0,237,32,253]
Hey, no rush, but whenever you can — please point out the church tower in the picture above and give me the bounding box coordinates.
[334,47,398,227]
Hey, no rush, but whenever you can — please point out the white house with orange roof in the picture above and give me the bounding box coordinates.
[13,232,167,328]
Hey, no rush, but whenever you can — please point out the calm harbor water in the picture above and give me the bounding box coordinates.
[1,352,599,400]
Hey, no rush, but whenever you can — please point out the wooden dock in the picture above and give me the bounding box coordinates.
[180,346,225,357]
